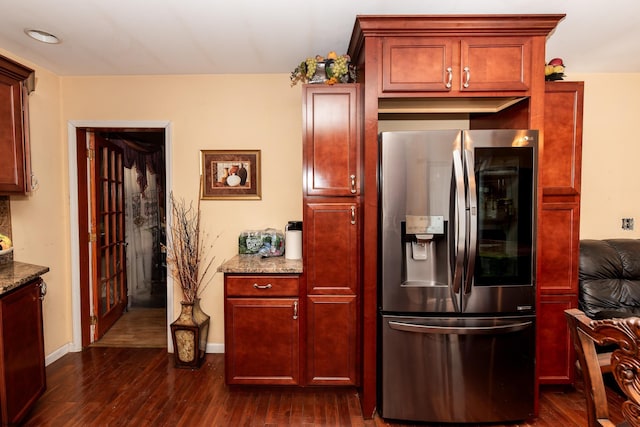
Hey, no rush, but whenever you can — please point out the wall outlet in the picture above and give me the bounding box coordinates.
[622,218,634,230]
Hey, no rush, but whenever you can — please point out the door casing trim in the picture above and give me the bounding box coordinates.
[67,120,173,352]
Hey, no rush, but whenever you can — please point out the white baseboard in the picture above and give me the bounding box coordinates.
[45,343,73,366]
[206,342,225,354]
[45,341,224,366]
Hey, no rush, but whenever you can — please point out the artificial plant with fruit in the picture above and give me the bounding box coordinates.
[290,51,356,86]
[545,57,565,81]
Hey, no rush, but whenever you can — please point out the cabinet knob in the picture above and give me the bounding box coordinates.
[463,66,471,88]
[253,283,272,290]
[445,67,453,89]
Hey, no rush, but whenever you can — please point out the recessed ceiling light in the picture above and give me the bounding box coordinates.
[24,29,60,44]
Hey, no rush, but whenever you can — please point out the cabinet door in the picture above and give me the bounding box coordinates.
[382,37,455,93]
[225,298,299,385]
[541,82,584,194]
[538,203,580,294]
[0,80,27,194]
[538,294,576,384]
[306,295,358,385]
[303,84,360,196]
[460,37,531,92]
[0,280,46,425]
[305,201,360,295]
[0,55,33,195]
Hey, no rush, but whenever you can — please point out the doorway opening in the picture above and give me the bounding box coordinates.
[73,124,170,349]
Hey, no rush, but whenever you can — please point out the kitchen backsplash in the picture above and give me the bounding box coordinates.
[0,197,12,265]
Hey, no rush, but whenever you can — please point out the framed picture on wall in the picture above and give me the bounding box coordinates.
[200,150,261,200]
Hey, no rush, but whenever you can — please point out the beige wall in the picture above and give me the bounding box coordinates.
[2,47,304,358]
[60,75,303,349]
[2,45,640,362]
[0,48,70,359]
[571,73,640,239]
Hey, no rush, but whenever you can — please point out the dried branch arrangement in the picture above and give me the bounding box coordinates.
[164,192,217,303]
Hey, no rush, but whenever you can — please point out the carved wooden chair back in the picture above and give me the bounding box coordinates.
[565,308,640,427]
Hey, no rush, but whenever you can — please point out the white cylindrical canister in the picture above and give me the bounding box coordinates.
[285,230,302,260]
[285,221,303,260]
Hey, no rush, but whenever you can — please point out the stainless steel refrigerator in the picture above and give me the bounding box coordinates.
[379,129,538,423]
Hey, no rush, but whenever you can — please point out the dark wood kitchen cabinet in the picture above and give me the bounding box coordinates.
[0,54,34,195]
[306,295,358,385]
[304,201,359,296]
[304,201,359,385]
[303,84,361,196]
[381,36,531,95]
[302,84,362,386]
[537,81,584,384]
[0,278,46,426]
[224,275,300,385]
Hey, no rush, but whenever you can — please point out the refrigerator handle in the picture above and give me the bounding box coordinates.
[388,320,533,335]
[452,147,466,297]
[464,148,477,295]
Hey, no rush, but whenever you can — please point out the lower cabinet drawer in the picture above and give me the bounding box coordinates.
[226,275,299,297]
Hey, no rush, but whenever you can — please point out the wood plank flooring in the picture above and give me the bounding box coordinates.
[91,308,166,348]
[21,347,626,426]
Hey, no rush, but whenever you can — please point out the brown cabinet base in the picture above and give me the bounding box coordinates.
[306,295,358,385]
[0,279,46,425]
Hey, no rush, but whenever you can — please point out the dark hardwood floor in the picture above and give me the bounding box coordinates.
[22,348,625,426]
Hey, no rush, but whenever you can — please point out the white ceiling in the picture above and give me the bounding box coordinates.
[0,0,638,76]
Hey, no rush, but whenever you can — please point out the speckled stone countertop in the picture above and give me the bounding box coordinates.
[0,261,49,295]
[217,255,303,274]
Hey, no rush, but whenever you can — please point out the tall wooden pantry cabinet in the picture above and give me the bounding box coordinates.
[537,81,584,384]
[302,83,361,386]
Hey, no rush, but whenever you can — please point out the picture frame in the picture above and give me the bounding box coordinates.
[200,150,261,200]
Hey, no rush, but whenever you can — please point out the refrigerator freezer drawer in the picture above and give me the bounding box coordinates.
[380,314,535,423]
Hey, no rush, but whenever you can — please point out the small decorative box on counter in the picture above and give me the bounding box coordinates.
[238,228,284,257]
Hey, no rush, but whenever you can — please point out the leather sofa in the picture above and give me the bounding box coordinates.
[579,239,640,319]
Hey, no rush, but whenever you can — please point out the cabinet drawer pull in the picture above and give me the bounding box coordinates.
[350,174,357,194]
[463,66,470,88]
[293,301,298,320]
[253,283,272,289]
[445,67,452,89]
[350,206,356,225]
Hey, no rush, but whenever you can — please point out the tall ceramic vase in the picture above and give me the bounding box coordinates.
[170,298,210,369]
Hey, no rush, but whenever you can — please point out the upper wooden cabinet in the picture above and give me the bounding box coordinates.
[540,81,584,196]
[381,36,531,94]
[0,54,34,195]
[303,84,361,196]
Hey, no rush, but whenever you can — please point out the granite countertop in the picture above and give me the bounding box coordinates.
[0,261,50,295]
[217,255,303,274]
